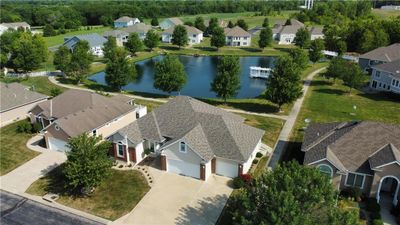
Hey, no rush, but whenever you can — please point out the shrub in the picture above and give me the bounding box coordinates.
[240,173,253,184]
[50,87,62,97]
[32,123,42,133]
[366,198,381,213]
[233,176,245,189]
[256,152,263,158]
[16,121,33,133]
[340,187,362,201]
[253,159,259,164]
[372,219,384,225]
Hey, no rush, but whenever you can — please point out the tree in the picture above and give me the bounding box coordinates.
[294,27,311,49]
[53,45,72,74]
[194,16,206,31]
[265,56,303,111]
[103,36,117,60]
[68,40,94,83]
[228,161,358,225]
[309,39,325,63]
[210,27,226,50]
[206,17,219,36]
[105,47,136,90]
[151,17,159,26]
[184,21,193,26]
[125,33,144,55]
[236,19,248,31]
[144,30,160,51]
[227,20,234,28]
[288,48,309,69]
[171,25,188,49]
[211,56,241,103]
[284,18,292,25]
[154,55,187,94]
[341,62,366,94]
[258,27,272,50]
[262,17,269,27]
[43,24,56,37]
[64,133,112,193]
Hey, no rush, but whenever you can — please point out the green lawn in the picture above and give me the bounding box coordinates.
[372,9,400,19]
[26,167,150,220]
[0,121,40,175]
[44,26,113,47]
[1,76,66,96]
[251,156,269,178]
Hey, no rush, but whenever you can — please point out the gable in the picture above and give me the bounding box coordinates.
[163,140,203,164]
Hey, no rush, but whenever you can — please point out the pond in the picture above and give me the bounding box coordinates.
[89,55,276,98]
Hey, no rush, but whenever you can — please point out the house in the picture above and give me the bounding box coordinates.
[159,17,184,30]
[310,26,324,40]
[272,19,305,45]
[161,25,203,44]
[103,30,129,46]
[358,43,400,72]
[114,16,140,28]
[381,5,400,10]
[224,26,252,47]
[107,96,264,180]
[30,89,147,152]
[203,19,227,28]
[302,121,400,206]
[369,59,400,94]
[248,26,265,36]
[0,83,48,127]
[0,22,30,35]
[122,23,152,40]
[63,34,108,57]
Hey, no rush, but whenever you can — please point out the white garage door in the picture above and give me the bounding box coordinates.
[167,159,200,179]
[216,159,238,178]
[48,137,69,152]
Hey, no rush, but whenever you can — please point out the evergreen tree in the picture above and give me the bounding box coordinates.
[43,24,56,37]
[294,27,311,48]
[53,45,72,74]
[227,20,234,28]
[206,17,219,35]
[125,33,144,55]
[258,27,272,50]
[151,17,159,26]
[103,36,117,60]
[211,56,241,103]
[210,27,226,50]
[309,39,325,63]
[236,19,248,31]
[144,30,160,51]
[154,55,187,94]
[262,17,269,27]
[171,25,188,49]
[194,16,206,31]
[265,56,303,111]
[285,18,292,25]
[288,48,309,69]
[105,47,136,90]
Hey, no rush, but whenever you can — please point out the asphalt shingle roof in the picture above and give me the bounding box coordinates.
[162,25,202,35]
[64,34,107,48]
[0,82,48,112]
[359,43,400,62]
[115,16,138,23]
[372,59,400,79]
[224,26,251,37]
[122,23,152,34]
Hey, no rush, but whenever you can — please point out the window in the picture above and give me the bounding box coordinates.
[396,80,399,87]
[117,142,125,157]
[318,164,333,177]
[375,71,381,77]
[346,173,365,188]
[179,141,187,153]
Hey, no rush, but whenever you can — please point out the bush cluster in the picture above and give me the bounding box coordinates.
[16,120,41,134]
[256,152,263,158]
[233,174,253,189]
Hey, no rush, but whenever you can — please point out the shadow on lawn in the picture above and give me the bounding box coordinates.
[199,98,280,114]
[280,141,305,164]
[314,88,347,96]
[39,164,71,196]
[358,91,400,103]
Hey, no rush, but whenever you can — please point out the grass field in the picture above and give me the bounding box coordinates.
[26,167,150,220]
[44,26,113,47]
[372,8,400,19]
[1,76,66,96]
[0,121,40,175]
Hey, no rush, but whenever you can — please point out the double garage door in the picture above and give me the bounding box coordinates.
[215,158,238,178]
[48,137,69,152]
[167,159,200,179]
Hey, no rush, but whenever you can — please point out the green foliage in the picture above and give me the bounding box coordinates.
[53,45,72,73]
[16,120,33,133]
[233,176,245,189]
[227,20,234,28]
[383,17,400,44]
[229,161,355,225]
[50,87,62,97]
[144,30,159,51]
[211,56,240,103]
[372,219,384,225]
[151,18,159,26]
[236,19,248,31]
[43,24,56,37]
[288,48,309,69]
[171,25,188,49]
[252,159,258,164]
[340,187,362,201]
[105,47,137,90]
[125,33,144,55]
[285,18,292,25]
[294,27,311,49]
[265,56,303,111]
[262,17,269,27]
[206,17,219,36]
[194,16,206,32]
[365,198,381,213]
[210,27,226,50]
[341,61,366,93]
[309,39,325,63]
[258,27,272,49]
[154,55,187,94]
[64,133,112,192]
[323,57,346,82]
[103,37,117,60]
[256,152,263,158]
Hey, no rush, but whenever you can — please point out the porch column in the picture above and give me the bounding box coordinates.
[211,158,216,173]
[125,136,130,163]
[160,154,167,171]
[238,164,243,176]
[200,164,206,181]
[394,182,400,206]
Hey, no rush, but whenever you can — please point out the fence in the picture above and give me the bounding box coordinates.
[5,70,64,78]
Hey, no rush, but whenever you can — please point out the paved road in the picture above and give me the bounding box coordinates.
[0,190,104,225]
[267,67,327,169]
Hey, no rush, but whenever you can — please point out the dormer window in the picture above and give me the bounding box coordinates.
[179,141,187,153]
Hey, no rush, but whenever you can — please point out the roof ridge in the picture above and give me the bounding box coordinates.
[303,122,348,152]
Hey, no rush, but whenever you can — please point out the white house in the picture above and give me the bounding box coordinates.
[122,23,152,40]
[358,43,400,72]
[224,26,252,47]
[0,22,30,35]
[107,96,264,181]
[63,33,107,57]
[162,25,203,44]
[159,18,184,30]
[114,16,140,28]
[369,59,400,94]
[103,30,129,46]
[310,26,324,40]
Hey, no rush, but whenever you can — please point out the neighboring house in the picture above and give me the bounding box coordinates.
[0,22,30,35]
[30,89,147,152]
[310,26,324,40]
[302,121,400,206]
[63,34,108,57]
[161,25,203,44]
[103,30,129,46]
[381,5,400,10]
[369,59,400,94]
[159,17,184,30]
[224,26,252,47]
[272,19,305,45]
[114,16,140,28]
[358,43,400,72]
[108,96,264,181]
[203,19,227,28]
[122,23,152,40]
[0,83,48,127]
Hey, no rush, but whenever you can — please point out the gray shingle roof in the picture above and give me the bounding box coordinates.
[303,121,400,174]
[0,82,48,112]
[359,43,400,62]
[64,34,107,48]
[166,18,184,26]
[372,59,400,79]
[310,26,323,35]
[103,30,129,38]
[122,23,152,34]
[117,96,264,162]
[115,16,138,23]
[224,26,251,37]
[369,144,400,169]
[162,25,202,35]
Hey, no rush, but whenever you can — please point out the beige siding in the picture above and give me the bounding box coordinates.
[163,141,202,165]
[96,111,137,138]
[0,99,47,127]
[370,163,400,198]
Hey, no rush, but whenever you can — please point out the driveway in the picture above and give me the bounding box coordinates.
[112,167,233,225]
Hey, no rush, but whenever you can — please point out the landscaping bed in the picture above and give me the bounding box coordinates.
[26,166,150,220]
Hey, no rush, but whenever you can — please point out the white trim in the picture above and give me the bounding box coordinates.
[344,172,366,189]
[376,175,400,205]
[374,161,400,169]
[117,142,125,158]
[308,158,343,172]
[317,164,333,177]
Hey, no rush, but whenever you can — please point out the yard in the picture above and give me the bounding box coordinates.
[371,8,400,19]
[0,76,66,96]
[0,121,40,175]
[26,166,150,221]
[43,26,113,47]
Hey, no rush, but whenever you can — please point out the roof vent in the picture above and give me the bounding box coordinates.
[396,70,400,74]
[317,132,320,136]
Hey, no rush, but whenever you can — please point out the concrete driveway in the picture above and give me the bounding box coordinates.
[112,167,233,225]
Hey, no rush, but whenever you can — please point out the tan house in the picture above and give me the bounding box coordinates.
[30,89,146,152]
[224,26,252,47]
[0,82,48,127]
[302,121,400,206]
